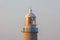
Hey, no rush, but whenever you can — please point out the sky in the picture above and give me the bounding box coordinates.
[0,0,60,40]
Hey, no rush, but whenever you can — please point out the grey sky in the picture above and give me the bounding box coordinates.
[0,0,60,40]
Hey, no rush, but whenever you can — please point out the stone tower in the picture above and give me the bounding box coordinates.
[22,8,38,40]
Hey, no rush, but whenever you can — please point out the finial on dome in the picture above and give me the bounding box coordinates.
[25,8,36,17]
[29,8,32,14]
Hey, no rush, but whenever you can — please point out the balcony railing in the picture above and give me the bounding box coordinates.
[22,28,38,33]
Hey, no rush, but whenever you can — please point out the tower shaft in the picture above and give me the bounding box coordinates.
[24,32,37,40]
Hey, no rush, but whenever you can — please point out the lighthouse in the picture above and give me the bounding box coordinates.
[22,8,38,40]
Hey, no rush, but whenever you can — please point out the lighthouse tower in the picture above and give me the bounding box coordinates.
[22,8,38,40]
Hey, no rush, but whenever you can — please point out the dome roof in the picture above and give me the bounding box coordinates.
[25,8,36,17]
